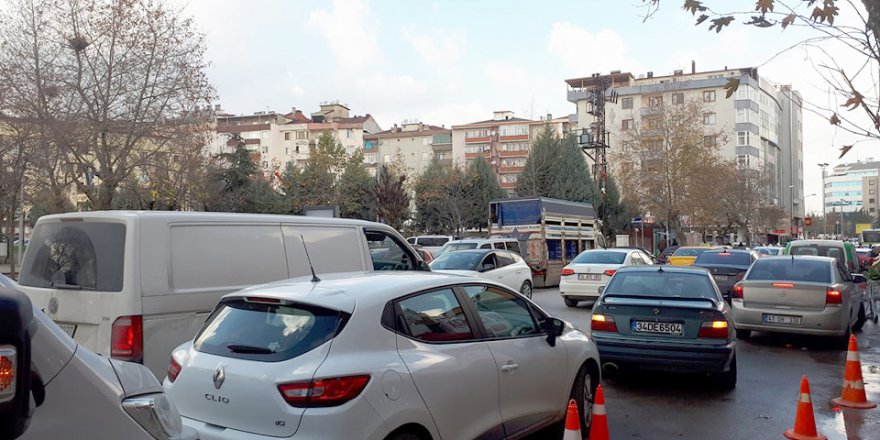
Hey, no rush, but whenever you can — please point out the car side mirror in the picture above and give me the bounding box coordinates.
[598,285,606,295]
[543,317,565,347]
[0,288,36,440]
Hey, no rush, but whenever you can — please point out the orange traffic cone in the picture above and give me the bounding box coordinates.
[562,399,581,440]
[588,384,610,440]
[831,335,876,409]
[784,376,827,440]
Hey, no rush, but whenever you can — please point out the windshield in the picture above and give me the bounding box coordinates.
[418,237,450,247]
[429,252,482,271]
[695,252,752,266]
[788,245,846,263]
[747,259,831,284]
[604,271,717,300]
[861,230,880,243]
[571,251,627,265]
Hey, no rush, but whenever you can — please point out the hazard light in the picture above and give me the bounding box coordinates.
[698,321,729,338]
[591,314,618,333]
[560,268,575,276]
[0,347,15,403]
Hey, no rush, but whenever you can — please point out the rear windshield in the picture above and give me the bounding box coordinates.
[747,259,831,283]
[442,243,478,253]
[672,248,708,257]
[194,300,347,362]
[695,252,751,266]
[789,245,845,262]
[604,271,717,300]
[429,252,481,270]
[18,222,126,291]
[755,248,780,255]
[418,237,449,247]
[571,251,627,265]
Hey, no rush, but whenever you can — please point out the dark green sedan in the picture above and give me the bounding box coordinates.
[590,265,737,389]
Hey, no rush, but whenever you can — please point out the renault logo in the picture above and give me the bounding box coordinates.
[213,365,226,390]
[652,308,661,315]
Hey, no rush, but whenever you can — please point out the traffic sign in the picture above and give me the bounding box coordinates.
[631,216,642,224]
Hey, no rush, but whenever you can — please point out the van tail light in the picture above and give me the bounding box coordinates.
[166,357,182,383]
[698,320,729,338]
[560,268,575,276]
[826,288,842,305]
[278,375,370,407]
[0,347,16,401]
[111,315,143,362]
[591,314,618,332]
[732,283,744,299]
[603,269,617,277]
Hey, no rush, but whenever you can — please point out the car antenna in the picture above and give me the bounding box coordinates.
[300,234,321,283]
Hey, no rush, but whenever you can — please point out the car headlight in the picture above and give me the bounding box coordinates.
[122,393,184,440]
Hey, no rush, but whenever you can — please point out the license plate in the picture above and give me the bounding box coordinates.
[713,275,730,281]
[578,274,601,281]
[56,322,77,337]
[632,321,683,336]
[762,314,802,326]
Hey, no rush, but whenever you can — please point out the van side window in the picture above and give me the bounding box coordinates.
[407,237,416,244]
[505,241,521,254]
[480,244,492,249]
[283,225,365,278]
[364,230,418,271]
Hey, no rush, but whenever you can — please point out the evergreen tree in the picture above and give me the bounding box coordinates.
[467,155,504,230]
[598,175,632,238]
[374,164,411,230]
[413,157,450,233]
[550,135,596,203]
[516,125,561,197]
[279,161,305,214]
[204,138,264,212]
[301,132,346,208]
[337,150,375,220]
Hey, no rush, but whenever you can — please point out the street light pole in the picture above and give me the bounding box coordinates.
[819,163,829,238]
[789,184,795,239]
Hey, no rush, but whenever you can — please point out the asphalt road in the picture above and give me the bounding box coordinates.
[529,287,880,439]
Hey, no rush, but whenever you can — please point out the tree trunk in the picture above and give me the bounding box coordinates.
[864,0,880,46]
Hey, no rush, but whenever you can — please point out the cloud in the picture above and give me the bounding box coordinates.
[308,0,379,71]
[547,22,642,76]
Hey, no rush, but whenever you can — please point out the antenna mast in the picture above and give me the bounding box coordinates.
[300,234,321,283]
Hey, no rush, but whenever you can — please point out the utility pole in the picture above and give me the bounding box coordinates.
[819,163,828,238]
[575,73,618,245]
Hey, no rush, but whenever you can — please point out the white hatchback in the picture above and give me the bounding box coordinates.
[164,272,601,440]
[429,249,534,298]
[560,248,655,307]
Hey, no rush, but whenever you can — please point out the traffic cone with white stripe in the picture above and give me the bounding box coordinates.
[831,335,877,409]
[588,385,610,440]
[784,376,827,440]
[562,399,581,440]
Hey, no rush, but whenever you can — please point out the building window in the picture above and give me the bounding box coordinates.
[437,152,448,160]
[502,157,527,167]
[871,189,876,195]
[621,97,633,109]
[363,153,378,163]
[703,112,716,125]
[500,125,528,136]
[500,174,518,183]
[421,152,432,160]
[703,90,716,102]
[737,154,748,167]
[870,198,876,203]
[383,154,391,163]
[703,135,717,148]
[466,145,489,153]
[284,147,290,155]
[261,146,269,154]
[261,131,269,139]
[671,93,684,105]
[737,131,751,146]
[871,180,877,185]
[503,142,529,152]
[296,131,308,140]
[465,129,489,138]
[872,208,877,213]
[284,132,291,140]
[648,96,663,107]
[622,119,634,130]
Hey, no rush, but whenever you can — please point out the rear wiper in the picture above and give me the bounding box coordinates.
[49,282,82,290]
[227,344,275,354]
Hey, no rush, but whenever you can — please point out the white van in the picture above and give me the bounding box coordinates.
[406,235,454,255]
[15,211,427,378]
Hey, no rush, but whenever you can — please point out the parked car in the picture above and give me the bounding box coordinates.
[406,235,454,255]
[783,239,858,273]
[753,246,781,256]
[559,248,655,308]
[589,266,737,389]
[615,247,659,263]
[668,246,720,266]
[164,272,602,440]
[693,249,760,302]
[434,237,522,257]
[412,245,434,263]
[731,255,866,345]
[855,247,874,272]
[657,245,679,264]
[16,211,428,378]
[0,287,197,440]
[429,248,533,297]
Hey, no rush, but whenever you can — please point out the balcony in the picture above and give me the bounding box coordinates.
[432,133,452,145]
[500,181,517,189]
[465,151,491,159]
[499,134,529,142]
[499,166,524,173]
[438,158,453,168]
[499,150,528,157]
[465,136,491,144]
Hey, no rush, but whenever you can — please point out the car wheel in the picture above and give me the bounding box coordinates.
[713,355,737,390]
[569,364,596,438]
[519,281,533,299]
[853,305,866,332]
[385,432,423,440]
[735,329,751,339]
[836,322,852,349]
[564,298,579,308]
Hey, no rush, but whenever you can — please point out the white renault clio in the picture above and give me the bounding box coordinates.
[164,272,601,440]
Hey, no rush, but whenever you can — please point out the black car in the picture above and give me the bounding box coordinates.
[693,249,760,301]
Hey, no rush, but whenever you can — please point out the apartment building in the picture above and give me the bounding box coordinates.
[362,121,452,176]
[451,111,574,193]
[824,160,880,214]
[213,102,381,177]
[566,65,805,221]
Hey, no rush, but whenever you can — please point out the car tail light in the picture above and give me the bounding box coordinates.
[111,315,143,362]
[561,268,575,276]
[603,269,617,277]
[278,375,371,407]
[698,321,729,338]
[826,288,842,305]
[0,347,16,402]
[166,357,182,383]
[734,272,745,282]
[732,283,744,299]
[772,283,795,288]
[244,297,282,304]
[591,314,618,332]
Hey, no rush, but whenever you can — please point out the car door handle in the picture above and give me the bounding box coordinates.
[500,363,519,372]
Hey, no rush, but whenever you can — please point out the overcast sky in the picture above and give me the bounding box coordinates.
[179,0,878,214]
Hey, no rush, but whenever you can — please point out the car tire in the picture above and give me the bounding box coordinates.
[853,305,866,332]
[569,364,597,439]
[385,432,423,440]
[564,298,579,308]
[520,281,533,299]
[713,355,737,390]
[836,323,852,349]
[735,329,751,339]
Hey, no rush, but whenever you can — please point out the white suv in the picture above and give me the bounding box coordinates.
[435,237,522,256]
[164,272,601,440]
